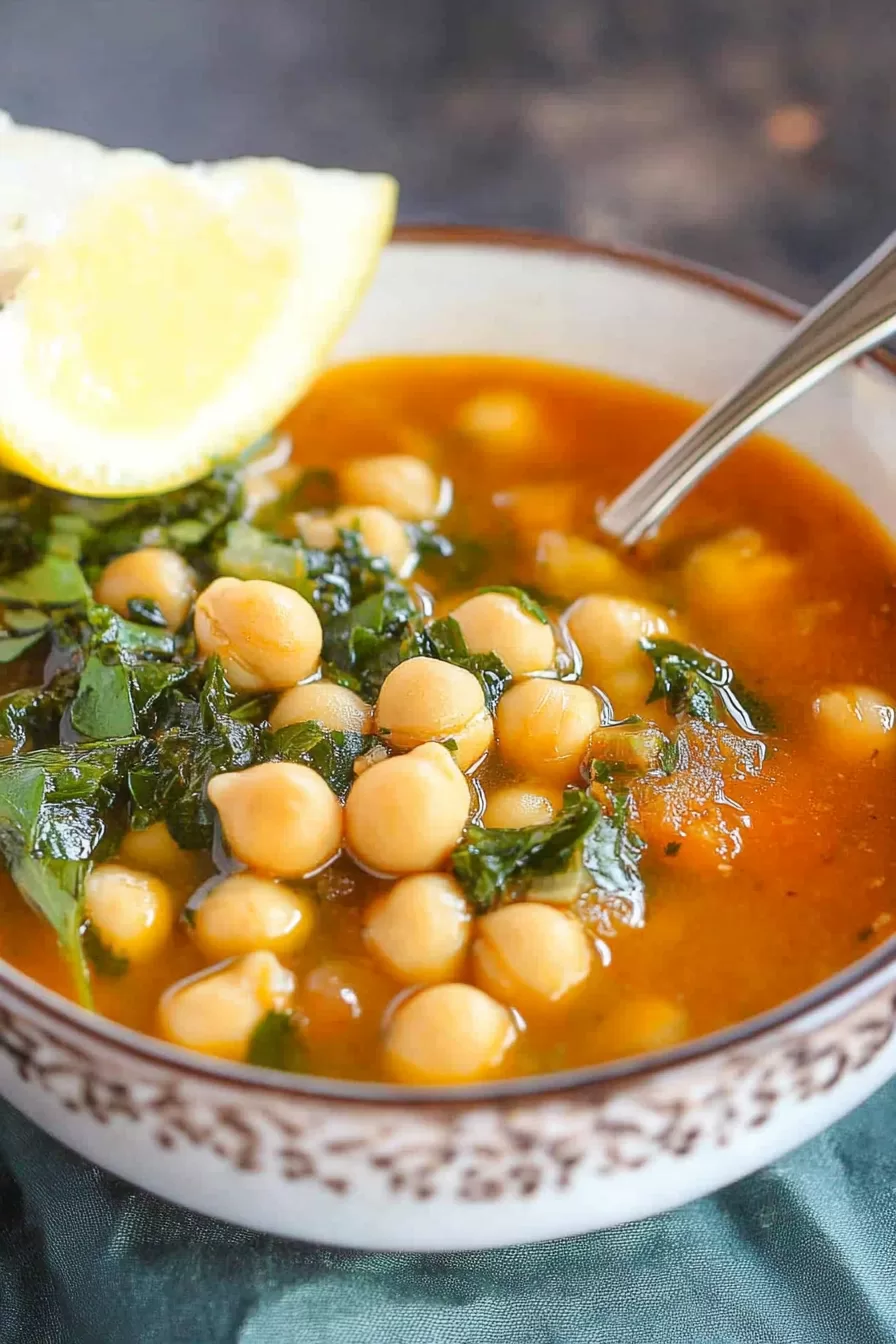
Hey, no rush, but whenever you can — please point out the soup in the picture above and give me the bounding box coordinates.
[1,354,894,1085]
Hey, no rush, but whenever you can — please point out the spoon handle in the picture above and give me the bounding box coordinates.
[600,229,896,546]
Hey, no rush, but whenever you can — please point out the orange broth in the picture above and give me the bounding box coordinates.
[3,354,896,1081]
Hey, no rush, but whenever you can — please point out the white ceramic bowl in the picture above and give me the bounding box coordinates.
[2,228,896,1251]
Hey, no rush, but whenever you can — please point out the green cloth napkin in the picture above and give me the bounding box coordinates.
[2,1082,896,1344]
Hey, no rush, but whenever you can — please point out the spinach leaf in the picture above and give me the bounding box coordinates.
[419,617,511,715]
[321,585,420,702]
[267,720,373,800]
[641,637,775,734]
[70,654,136,740]
[246,1010,306,1072]
[452,790,602,912]
[452,789,646,914]
[0,673,80,752]
[581,792,645,908]
[215,519,307,590]
[0,629,48,663]
[128,658,261,849]
[475,585,549,624]
[82,922,128,977]
[71,463,244,568]
[0,550,89,608]
[0,739,141,1005]
[126,598,168,628]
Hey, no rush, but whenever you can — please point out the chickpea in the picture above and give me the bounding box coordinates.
[683,528,794,620]
[566,594,671,713]
[330,505,413,575]
[483,781,563,829]
[194,576,322,692]
[384,983,517,1084]
[158,950,295,1061]
[455,390,541,457]
[94,547,196,630]
[590,996,688,1059]
[496,679,600,785]
[117,821,207,890]
[338,454,442,522]
[345,742,470,875]
[193,873,316,961]
[364,874,471,985]
[208,761,342,877]
[534,531,637,600]
[473,902,592,1013]
[375,657,492,771]
[84,863,176,964]
[293,512,338,549]
[813,686,896,763]
[270,681,373,735]
[495,483,578,539]
[451,592,555,676]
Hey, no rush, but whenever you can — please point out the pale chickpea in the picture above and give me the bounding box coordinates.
[534,531,638,600]
[566,594,671,713]
[496,679,600,785]
[158,950,295,1061]
[330,505,413,575]
[683,528,794,620]
[344,742,470,875]
[84,863,176,964]
[270,681,373,735]
[194,576,322,692]
[208,761,342,877]
[451,591,555,676]
[482,781,564,829]
[384,983,517,1084]
[337,454,442,522]
[455,390,541,457]
[193,873,316,961]
[472,902,592,1013]
[117,821,207,890]
[590,996,688,1059]
[94,547,196,630]
[293,512,338,549]
[813,686,896,763]
[364,874,471,985]
[375,657,493,771]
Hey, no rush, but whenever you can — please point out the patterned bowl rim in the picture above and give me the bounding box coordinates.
[2,222,895,1108]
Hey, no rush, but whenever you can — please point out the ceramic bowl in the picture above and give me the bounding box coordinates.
[2,227,896,1251]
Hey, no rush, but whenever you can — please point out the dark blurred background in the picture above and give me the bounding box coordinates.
[2,0,893,302]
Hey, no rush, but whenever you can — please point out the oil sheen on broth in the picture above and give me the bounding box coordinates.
[1,354,895,1085]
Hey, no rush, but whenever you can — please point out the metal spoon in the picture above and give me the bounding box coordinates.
[600,229,896,547]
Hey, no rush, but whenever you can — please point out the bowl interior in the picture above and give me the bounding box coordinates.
[4,229,896,1102]
[335,233,896,537]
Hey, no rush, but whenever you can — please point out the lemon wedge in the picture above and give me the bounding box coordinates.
[0,112,397,494]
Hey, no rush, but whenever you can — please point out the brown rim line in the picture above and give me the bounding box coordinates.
[3,225,896,1109]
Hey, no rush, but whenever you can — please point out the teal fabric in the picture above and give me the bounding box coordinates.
[1,1084,896,1344]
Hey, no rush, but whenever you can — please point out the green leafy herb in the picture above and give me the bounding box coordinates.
[126,598,168,628]
[419,616,512,715]
[452,789,643,913]
[247,1010,307,1072]
[582,792,645,908]
[641,637,775,734]
[0,739,141,1004]
[82,921,129,977]
[0,629,48,663]
[215,519,306,590]
[321,585,419,702]
[70,654,136,740]
[267,720,373,800]
[128,658,261,849]
[476,585,549,623]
